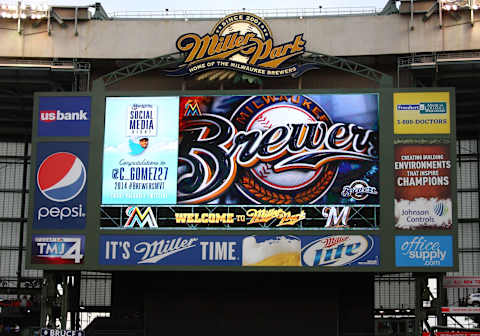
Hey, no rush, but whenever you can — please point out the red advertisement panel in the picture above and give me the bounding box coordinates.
[394,143,452,229]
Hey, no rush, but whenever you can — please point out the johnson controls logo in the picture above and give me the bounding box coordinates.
[36,152,86,221]
[433,202,448,217]
[40,109,88,122]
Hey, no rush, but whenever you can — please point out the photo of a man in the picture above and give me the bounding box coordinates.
[128,136,149,155]
[139,137,149,149]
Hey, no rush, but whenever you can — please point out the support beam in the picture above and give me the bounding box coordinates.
[98,51,392,88]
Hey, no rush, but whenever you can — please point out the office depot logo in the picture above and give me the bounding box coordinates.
[40,109,88,122]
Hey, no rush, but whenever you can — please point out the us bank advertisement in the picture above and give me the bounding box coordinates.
[102,97,179,204]
[394,141,452,229]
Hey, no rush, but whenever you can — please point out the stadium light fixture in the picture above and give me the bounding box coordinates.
[0,1,49,33]
[441,0,480,10]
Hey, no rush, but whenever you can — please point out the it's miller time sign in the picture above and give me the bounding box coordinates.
[167,13,315,78]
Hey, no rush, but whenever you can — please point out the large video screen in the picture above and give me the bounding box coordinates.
[102,94,379,206]
[102,97,179,204]
[27,89,458,272]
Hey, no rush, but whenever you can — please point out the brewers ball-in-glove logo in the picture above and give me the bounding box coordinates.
[178,95,378,205]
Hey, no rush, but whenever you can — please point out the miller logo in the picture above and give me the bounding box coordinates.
[167,13,310,78]
[178,95,378,205]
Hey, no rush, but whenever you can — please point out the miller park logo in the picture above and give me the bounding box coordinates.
[167,13,314,78]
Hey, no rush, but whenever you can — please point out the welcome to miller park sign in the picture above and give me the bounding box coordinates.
[166,12,319,78]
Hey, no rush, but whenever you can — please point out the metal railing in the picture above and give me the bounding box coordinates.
[398,51,480,67]
[108,7,379,19]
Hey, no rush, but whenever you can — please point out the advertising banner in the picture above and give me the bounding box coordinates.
[99,234,380,267]
[394,92,450,134]
[395,236,453,267]
[102,97,179,205]
[38,96,91,137]
[40,329,84,336]
[441,307,480,314]
[435,333,480,336]
[178,94,379,205]
[394,141,452,229]
[166,12,312,78]
[31,235,85,264]
[33,142,88,230]
[444,277,480,288]
[100,205,379,229]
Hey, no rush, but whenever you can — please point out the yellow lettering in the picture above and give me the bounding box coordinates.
[249,38,272,65]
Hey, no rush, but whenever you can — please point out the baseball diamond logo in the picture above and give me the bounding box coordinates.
[178,95,378,205]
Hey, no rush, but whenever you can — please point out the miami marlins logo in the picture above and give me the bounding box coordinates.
[124,207,158,228]
[184,99,202,116]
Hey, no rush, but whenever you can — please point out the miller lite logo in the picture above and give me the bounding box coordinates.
[178,95,378,205]
[302,235,376,266]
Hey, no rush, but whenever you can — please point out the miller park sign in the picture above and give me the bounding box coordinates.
[166,12,317,78]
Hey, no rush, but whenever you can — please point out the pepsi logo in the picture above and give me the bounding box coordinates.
[37,152,86,202]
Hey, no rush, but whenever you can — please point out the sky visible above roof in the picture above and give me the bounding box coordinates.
[45,0,390,13]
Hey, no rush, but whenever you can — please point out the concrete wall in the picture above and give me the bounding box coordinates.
[2,11,480,59]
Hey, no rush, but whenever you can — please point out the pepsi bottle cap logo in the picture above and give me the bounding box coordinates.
[37,152,86,202]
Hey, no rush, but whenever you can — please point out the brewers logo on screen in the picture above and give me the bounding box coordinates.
[178,94,379,205]
[167,13,314,78]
